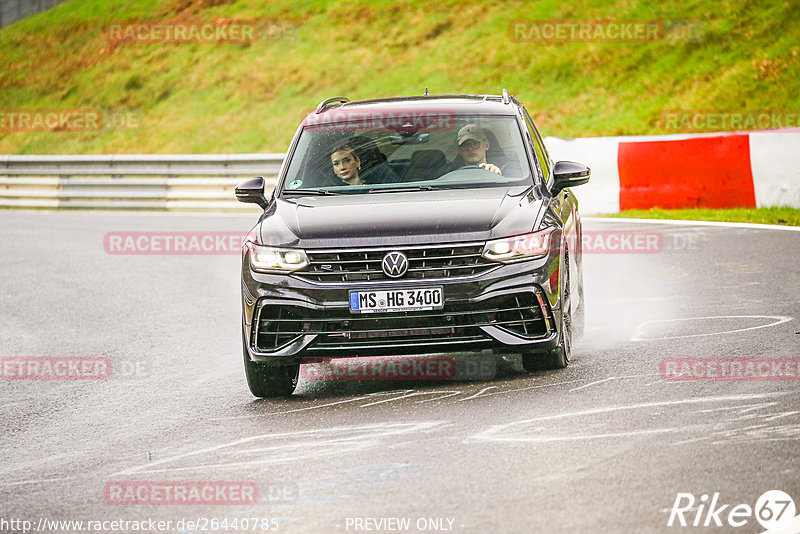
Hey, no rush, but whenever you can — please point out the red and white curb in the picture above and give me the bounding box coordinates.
[545,129,800,214]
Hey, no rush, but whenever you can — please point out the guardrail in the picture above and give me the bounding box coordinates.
[1,0,68,28]
[3,131,797,213]
[0,154,283,211]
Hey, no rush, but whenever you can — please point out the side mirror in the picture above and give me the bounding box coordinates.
[551,161,590,194]
[235,176,269,209]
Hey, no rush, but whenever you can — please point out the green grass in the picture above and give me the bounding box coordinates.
[601,207,800,226]
[1,0,799,154]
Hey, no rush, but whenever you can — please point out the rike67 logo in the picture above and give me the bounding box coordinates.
[667,490,796,530]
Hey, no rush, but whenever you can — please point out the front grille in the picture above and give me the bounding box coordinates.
[295,243,497,283]
[254,292,547,352]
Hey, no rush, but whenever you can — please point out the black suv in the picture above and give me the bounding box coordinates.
[236,91,590,397]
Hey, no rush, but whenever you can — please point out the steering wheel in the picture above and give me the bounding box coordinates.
[436,164,502,181]
[464,163,506,174]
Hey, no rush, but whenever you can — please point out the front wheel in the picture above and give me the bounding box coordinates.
[242,333,299,398]
[522,251,573,372]
[573,270,585,340]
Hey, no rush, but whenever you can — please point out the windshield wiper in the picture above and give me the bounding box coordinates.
[282,188,341,196]
[368,185,441,193]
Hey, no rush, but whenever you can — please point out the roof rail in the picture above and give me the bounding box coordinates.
[502,88,510,104]
[315,97,350,114]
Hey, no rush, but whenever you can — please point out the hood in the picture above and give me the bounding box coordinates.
[259,187,545,248]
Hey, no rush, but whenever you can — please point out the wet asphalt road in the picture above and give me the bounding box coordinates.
[1,211,799,534]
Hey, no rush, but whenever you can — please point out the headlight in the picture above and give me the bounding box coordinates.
[482,228,554,262]
[246,242,309,272]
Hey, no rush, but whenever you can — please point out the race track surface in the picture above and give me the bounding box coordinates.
[1,211,798,534]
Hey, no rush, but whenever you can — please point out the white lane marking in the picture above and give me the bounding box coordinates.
[671,437,708,446]
[0,476,76,487]
[360,392,427,407]
[508,428,680,442]
[275,396,370,413]
[457,386,497,402]
[588,296,684,304]
[584,216,800,232]
[362,389,416,397]
[115,421,446,475]
[569,377,616,392]
[631,315,792,341]
[360,390,464,407]
[470,392,787,443]
[692,402,778,414]
[211,397,371,420]
[416,391,463,403]
[763,411,800,422]
[476,373,661,400]
[476,378,587,397]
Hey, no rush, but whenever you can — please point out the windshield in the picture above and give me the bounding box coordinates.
[280,114,533,195]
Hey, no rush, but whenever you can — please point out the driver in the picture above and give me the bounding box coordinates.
[454,124,502,175]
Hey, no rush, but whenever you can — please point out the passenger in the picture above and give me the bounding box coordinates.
[451,124,502,175]
[330,143,364,185]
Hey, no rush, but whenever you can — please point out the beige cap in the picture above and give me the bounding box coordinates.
[457,124,487,145]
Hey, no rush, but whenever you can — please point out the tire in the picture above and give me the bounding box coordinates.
[522,250,573,372]
[573,270,585,340]
[242,333,299,398]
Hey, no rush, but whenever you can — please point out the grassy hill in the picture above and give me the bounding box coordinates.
[0,0,798,154]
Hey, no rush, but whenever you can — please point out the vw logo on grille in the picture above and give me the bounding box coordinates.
[382,251,409,278]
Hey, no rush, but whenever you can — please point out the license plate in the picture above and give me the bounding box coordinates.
[349,287,444,314]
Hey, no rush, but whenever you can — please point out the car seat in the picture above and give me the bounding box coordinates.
[401,150,448,181]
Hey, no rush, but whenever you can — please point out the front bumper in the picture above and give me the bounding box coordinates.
[242,254,562,364]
